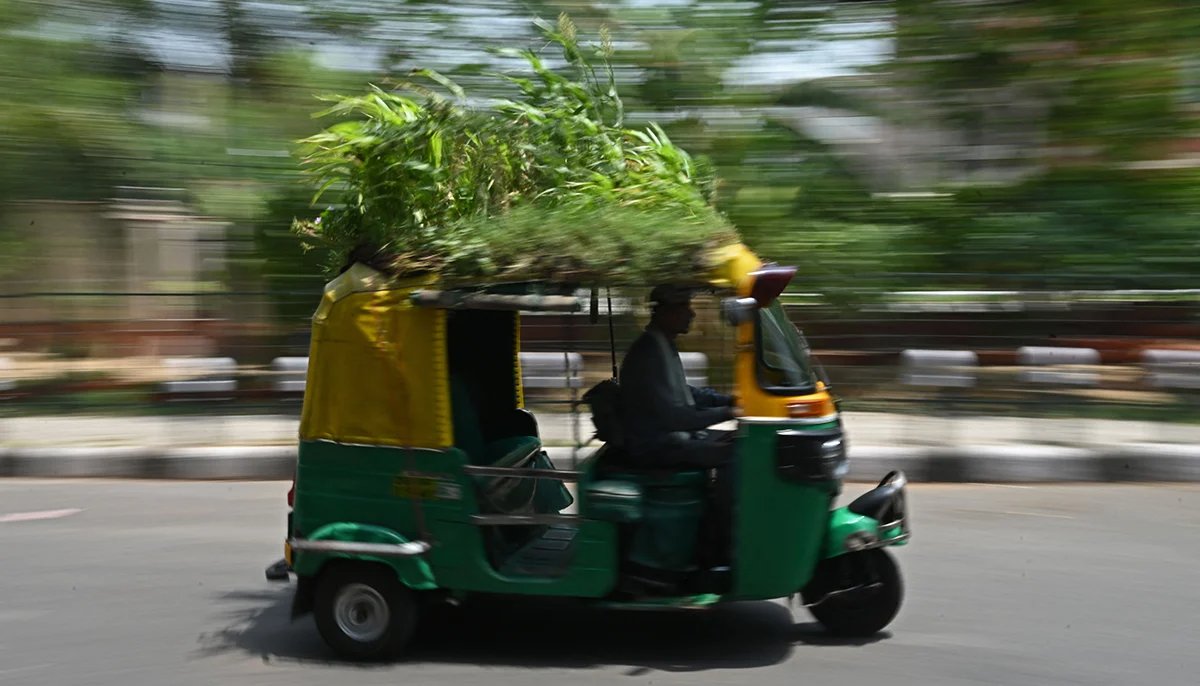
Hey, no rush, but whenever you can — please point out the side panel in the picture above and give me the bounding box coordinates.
[432,448,618,596]
[293,440,618,597]
[293,440,471,574]
[729,421,838,600]
[429,520,618,597]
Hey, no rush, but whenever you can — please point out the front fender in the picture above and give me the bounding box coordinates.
[290,522,437,591]
[822,471,911,559]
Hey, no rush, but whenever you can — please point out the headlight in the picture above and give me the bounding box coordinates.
[774,429,847,483]
[845,531,878,551]
[820,438,843,459]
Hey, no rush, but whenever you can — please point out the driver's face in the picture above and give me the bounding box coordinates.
[659,301,696,336]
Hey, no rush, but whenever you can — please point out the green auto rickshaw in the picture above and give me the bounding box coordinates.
[265,241,911,661]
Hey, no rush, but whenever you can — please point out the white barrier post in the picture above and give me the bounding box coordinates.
[161,357,238,444]
[1143,349,1200,442]
[899,349,979,445]
[1017,346,1100,445]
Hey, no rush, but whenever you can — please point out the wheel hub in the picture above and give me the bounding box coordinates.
[333,583,390,643]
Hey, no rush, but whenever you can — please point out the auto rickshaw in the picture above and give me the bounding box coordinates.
[265,241,911,661]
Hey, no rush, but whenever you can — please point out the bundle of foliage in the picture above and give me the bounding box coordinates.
[291,15,739,287]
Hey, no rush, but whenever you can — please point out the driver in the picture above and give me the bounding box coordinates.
[618,284,738,568]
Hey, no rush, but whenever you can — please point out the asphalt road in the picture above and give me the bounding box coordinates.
[1,480,1198,686]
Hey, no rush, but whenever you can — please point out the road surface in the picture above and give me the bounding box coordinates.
[1,480,1198,685]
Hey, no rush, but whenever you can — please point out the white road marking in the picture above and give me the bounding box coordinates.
[1001,510,1075,520]
[0,508,82,523]
[0,664,52,676]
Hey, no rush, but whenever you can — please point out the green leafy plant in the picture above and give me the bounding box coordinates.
[290,14,738,286]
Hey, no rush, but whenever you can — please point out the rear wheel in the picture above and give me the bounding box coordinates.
[313,563,418,661]
[801,548,902,637]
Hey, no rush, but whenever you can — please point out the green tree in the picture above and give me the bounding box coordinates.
[888,0,1200,287]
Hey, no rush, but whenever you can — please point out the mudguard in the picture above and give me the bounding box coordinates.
[289,522,437,591]
[822,471,910,559]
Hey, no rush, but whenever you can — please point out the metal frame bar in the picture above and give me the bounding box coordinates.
[411,290,582,312]
[738,414,839,426]
[462,465,582,481]
[469,514,579,526]
[288,539,431,557]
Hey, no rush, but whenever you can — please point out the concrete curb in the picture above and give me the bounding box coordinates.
[1,443,1197,482]
[3,446,157,479]
[928,445,1103,483]
[1098,443,1200,482]
[157,446,298,480]
[842,446,932,483]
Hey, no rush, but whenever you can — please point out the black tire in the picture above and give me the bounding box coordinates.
[802,548,903,637]
[313,563,418,661]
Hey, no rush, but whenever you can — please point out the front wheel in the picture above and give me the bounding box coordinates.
[801,548,902,637]
[313,563,418,661]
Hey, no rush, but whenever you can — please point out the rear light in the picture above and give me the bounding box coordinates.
[287,479,295,508]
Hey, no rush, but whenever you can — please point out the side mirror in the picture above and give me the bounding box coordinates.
[721,297,758,326]
[749,266,797,307]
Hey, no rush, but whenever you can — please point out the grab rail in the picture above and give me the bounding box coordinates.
[462,465,582,481]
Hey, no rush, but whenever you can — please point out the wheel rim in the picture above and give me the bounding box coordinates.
[333,583,390,643]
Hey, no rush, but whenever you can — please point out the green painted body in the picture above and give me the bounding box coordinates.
[292,522,438,590]
[289,416,903,605]
[291,440,618,597]
[728,421,841,599]
[583,467,709,572]
[823,507,910,559]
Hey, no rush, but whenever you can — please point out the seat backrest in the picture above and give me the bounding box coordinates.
[450,374,487,463]
[582,378,624,445]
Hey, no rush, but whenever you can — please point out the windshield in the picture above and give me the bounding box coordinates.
[755,301,816,394]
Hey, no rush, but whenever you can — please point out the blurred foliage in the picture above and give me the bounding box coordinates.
[882,0,1200,290]
[291,17,735,285]
[895,0,1200,165]
[2,0,1200,320]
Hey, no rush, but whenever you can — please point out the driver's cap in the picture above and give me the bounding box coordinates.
[648,284,693,307]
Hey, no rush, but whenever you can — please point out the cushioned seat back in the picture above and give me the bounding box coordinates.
[486,435,541,467]
[450,375,487,464]
[451,376,572,516]
[476,435,540,513]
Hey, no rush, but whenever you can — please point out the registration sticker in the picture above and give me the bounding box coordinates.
[392,472,461,501]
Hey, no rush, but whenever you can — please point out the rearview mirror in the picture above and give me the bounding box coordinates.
[749,266,797,307]
[721,297,758,325]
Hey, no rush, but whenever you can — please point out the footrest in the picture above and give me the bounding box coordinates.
[265,558,290,582]
[499,525,579,578]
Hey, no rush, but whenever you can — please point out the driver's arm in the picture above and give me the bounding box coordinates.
[690,385,733,409]
[622,345,734,432]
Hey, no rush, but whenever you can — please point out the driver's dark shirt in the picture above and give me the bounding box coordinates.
[618,327,734,457]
